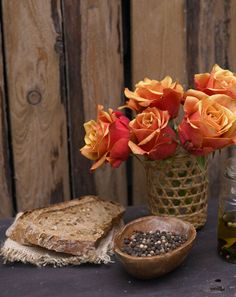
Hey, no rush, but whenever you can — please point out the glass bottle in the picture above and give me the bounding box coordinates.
[217,158,236,263]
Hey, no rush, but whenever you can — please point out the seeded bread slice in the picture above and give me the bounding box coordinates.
[6,196,125,256]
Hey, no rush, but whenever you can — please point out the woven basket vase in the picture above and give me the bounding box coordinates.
[144,154,209,229]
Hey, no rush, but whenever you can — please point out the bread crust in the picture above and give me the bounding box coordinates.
[6,196,125,255]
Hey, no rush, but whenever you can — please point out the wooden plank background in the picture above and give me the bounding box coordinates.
[131,0,187,204]
[0,0,236,217]
[0,19,12,218]
[186,0,234,200]
[2,0,70,211]
[62,0,127,205]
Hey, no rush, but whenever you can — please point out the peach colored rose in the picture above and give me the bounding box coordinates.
[178,89,236,155]
[80,105,130,170]
[123,77,184,118]
[195,64,236,98]
[128,107,177,160]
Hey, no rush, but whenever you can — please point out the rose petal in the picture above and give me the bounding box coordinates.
[202,137,233,150]
[128,140,147,155]
[110,138,130,161]
[148,140,177,160]
[80,146,98,160]
[90,153,108,171]
[184,89,208,101]
[184,96,200,115]
[194,73,210,90]
[154,88,182,118]
[178,120,203,148]
[109,117,130,145]
[211,94,236,113]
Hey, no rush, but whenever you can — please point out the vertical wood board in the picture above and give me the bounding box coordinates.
[131,0,187,204]
[2,0,70,211]
[186,0,231,199]
[197,0,229,72]
[79,0,127,205]
[62,0,97,199]
[0,21,13,218]
[131,0,187,86]
[225,0,236,182]
[228,0,236,71]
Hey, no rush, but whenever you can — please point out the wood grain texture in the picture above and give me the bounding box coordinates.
[79,0,127,205]
[62,0,97,198]
[131,0,187,204]
[2,0,70,211]
[186,0,231,199]
[193,0,229,73]
[131,0,187,86]
[62,0,127,204]
[186,0,232,83]
[0,21,13,218]
[226,0,236,182]
[228,0,236,71]
[186,0,200,87]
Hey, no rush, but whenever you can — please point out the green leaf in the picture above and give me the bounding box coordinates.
[169,119,178,132]
[196,156,205,170]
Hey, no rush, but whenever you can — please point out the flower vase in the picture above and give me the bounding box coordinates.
[144,154,209,229]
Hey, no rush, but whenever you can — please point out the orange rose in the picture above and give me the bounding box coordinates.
[195,64,236,98]
[128,107,177,160]
[178,90,236,155]
[80,105,130,170]
[123,77,184,118]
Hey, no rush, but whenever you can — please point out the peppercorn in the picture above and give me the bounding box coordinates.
[121,230,188,257]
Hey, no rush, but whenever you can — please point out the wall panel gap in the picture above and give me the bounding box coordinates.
[122,0,132,206]
[61,0,97,198]
[0,0,15,215]
[60,0,73,199]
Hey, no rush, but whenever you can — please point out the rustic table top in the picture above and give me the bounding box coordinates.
[0,199,236,297]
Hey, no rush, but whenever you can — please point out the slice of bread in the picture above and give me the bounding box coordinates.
[6,196,125,256]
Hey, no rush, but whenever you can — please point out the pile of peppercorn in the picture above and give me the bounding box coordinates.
[121,230,188,257]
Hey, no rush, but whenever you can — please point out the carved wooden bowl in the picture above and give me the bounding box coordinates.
[114,216,196,279]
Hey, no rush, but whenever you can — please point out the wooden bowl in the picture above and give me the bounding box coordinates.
[114,216,196,279]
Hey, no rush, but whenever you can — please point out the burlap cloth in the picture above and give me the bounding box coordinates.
[1,214,122,267]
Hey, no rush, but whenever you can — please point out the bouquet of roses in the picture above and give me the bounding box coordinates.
[81,65,236,170]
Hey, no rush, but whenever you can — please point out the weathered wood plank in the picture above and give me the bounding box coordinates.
[0,21,13,218]
[228,0,236,70]
[186,0,200,87]
[202,0,229,70]
[2,0,70,211]
[62,0,127,205]
[131,0,187,85]
[186,0,231,199]
[131,0,187,204]
[62,0,97,198]
[225,0,236,181]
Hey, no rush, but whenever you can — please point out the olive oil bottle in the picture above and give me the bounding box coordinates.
[218,211,236,263]
[217,158,236,263]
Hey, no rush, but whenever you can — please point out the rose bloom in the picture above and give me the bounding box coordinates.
[80,105,130,170]
[195,64,236,98]
[178,89,236,155]
[123,77,184,118]
[128,107,177,160]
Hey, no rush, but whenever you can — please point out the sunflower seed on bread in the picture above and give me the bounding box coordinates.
[6,196,125,256]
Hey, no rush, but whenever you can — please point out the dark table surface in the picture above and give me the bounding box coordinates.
[0,199,236,297]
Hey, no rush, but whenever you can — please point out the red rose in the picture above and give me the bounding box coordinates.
[179,90,236,155]
[195,64,236,98]
[128,107,177,160]
[80,105,130,170]
[123,77,184,118]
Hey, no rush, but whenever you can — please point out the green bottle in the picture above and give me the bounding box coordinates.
[217,158,236,263]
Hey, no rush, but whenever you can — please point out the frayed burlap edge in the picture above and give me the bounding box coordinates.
[1,222,123,267]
